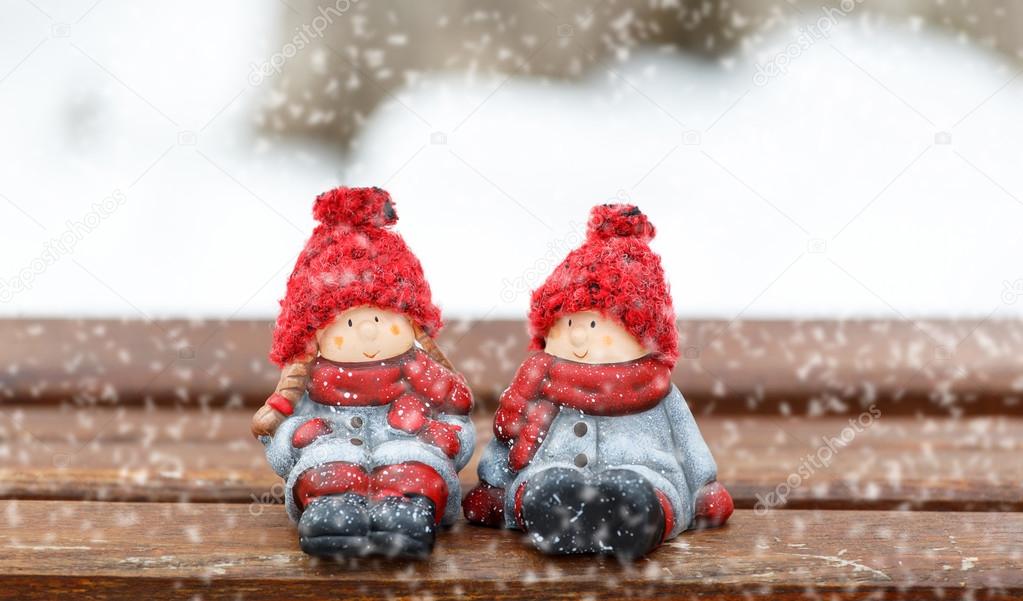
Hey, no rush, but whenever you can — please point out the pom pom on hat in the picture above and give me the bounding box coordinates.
[586,203,656,242]
[313,186,398,228]
[528,204,679,367]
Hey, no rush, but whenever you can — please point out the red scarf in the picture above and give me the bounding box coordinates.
[308,350,411,406]
[542,357,672,415]
[305,348,472,459]
[494,353,672,470]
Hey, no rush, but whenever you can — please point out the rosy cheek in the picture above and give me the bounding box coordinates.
[390,324,401,336]
[602,335,613,347]
[333,336,344,349]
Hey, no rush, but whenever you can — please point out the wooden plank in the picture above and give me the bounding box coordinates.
[2,407,1020,511]
[2,318,1021,414]
[0,501,1019,600]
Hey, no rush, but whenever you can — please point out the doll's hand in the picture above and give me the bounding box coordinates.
[508,436,540,471]
[462,482,505,527]
[387,394,429,433]
[418,420,461,458]
[250,402,287,438]
[693,481,734,528]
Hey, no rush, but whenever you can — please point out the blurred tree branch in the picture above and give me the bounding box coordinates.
[257,0,1023,146]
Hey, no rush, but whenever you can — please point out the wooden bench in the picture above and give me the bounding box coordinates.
[1,319,1020,599]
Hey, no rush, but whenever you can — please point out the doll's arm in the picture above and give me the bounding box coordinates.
[493,353,556,471]
[262,414,306,477]
[462,438,515,527]
[664,386,733,527]
[463,354,554,527]
[436,412,476,472]
[251,356,313,438]
[664,386,717,492]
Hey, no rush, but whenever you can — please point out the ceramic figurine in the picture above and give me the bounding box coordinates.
[462,204,732,560]
[251,186,474,559]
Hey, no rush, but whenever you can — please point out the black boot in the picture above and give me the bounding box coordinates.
[367,495,437,559]
[521,468,665,561]
[297,493,372,557]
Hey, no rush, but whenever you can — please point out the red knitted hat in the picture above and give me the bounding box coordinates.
[269,186,442,366]
[528,204,679,367]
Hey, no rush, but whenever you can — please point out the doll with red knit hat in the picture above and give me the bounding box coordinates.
[462,204,732,560]
[251,186,474,559]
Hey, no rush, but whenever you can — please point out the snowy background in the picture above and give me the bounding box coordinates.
[1,0,1021,322]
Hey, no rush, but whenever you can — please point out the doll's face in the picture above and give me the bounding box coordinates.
[316,306,415,362]
[545,311,648,364]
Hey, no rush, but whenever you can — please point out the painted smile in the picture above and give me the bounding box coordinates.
[363,351,380,359]
[572,350,589,359]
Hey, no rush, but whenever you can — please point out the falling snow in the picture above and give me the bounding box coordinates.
[1,0,1021,597]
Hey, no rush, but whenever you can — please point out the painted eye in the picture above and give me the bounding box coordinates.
[590,321,596,328]
[347,319,353,327]
[568,319,573,326]
[374,316,379,322]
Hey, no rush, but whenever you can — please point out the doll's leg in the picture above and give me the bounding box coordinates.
[462,482,506,527]
[370,461,449,523]
[611,463,690,543]
[291,459,446,558]
[292,461,374,557]
[362,462,446,558]
[517,466,665,561]
[293,461,369,508]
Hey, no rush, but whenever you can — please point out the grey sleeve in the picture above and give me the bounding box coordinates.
[261,394,313,478]
[477,437,516,488]
[438,413,476,473]
[664,385,718,495]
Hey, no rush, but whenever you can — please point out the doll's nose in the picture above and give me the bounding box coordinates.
[569,326,588,347]
[358,320,379,341]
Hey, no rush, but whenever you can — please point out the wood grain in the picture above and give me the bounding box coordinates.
[2,407,1020,511]
[2,318,1021,414]
[3,318,1019,598]
[0,501,1019,600]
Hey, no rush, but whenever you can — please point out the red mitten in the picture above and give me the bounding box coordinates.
[461,482,505,527]
[508,431,542,472]
[387,393,429,433]
[694,481,734,528]
[418,420,462,458]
